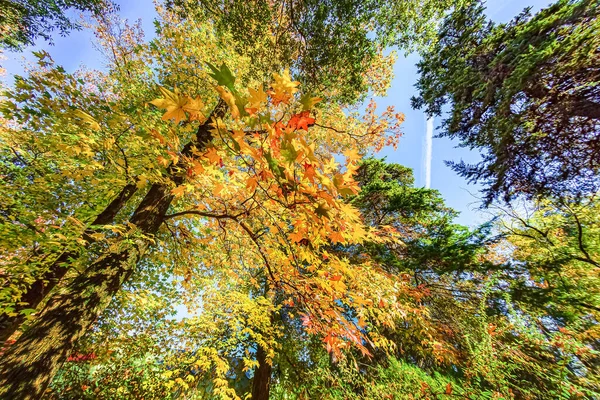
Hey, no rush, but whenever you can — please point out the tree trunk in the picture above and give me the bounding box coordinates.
[0,100,226,399]
[251,344,272,400]
[0,183,138,343]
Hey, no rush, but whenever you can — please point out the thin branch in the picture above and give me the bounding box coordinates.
[314,123,345,134]
[237,220,277,284]
[567,207,599,268]
[163,209,246,221]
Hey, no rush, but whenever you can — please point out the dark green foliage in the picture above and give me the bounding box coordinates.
[0,0,113,50]
[166,0,467,104]
[352,158,495,277]
[413,0,600,204]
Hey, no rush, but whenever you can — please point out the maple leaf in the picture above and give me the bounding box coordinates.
[272,69,300,95]
[212,183,224,196]
[192,161,204,175]
[182,96,205,121]
[172,186,186,198]
[343,148,362,164]
[303,163,316,182]
[300,92,323,111]
[215,86,240,119]
[288,111,315,131]
[71,109,100,131]
[246,176,258,192]
[281,142,301,165]
[206,62,236,91]
[314,203,330,219]
[204,148,221,165]
[245,107,258,116]
[150,86,188,123]
[329,231,345,244]
[301,314,313,328]
[247,86,267,109]
[445,383,453,395]
[289,230,304,243]
[264,151,284,179]
[270,69,299,105]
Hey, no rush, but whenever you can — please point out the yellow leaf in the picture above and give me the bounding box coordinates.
[272,69,300,95]
[72,109,100,131]
[183,95,205,121]
[248,86,267,108]
[343,148,362,164]
[161,101,187,123]
[270,69,300,105]
[136,175,148,188]
[149,86,188,123]
[215,85,239,119]
[172,186,186,198]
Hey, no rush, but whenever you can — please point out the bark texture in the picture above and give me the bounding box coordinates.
[251,344,272,400]
[0,183,138,343]
[0,100,226,399]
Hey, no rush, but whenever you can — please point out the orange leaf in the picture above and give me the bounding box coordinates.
[172,186,186,198]
[246,176,258,192]
[288,110,315,131]
[204,148,221,165]
[213,184,224,196]
[289,230,304,243]
[445,383,453,395]
[329,231,344,244]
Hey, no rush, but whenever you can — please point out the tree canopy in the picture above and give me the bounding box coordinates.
[0,0,114,50]
[1,0,599,399]
[413,0,600,204]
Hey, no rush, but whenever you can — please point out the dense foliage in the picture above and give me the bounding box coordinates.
[413,0,600,203]
[166,0,468,104]
[0,0,113,50]
[0,0,599,399]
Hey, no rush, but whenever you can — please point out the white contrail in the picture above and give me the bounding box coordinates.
[424,116,434,189]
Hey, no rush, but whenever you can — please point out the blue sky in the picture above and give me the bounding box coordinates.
[2,0,553,227]
[379,0,553,226]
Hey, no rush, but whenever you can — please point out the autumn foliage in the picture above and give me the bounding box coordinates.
[1,0,599,399]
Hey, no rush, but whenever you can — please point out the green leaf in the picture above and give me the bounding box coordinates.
[299,92,323,111]
[264,152,284,179]
[281,142,299,165]
[21,308,37,317]
[206,62,236,91]
[234,93,249,118]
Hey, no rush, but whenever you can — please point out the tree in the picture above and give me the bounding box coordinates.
[496,197,600,328]
[0,4,406,397]
[0,0,459,344]
[412,0,600,204]
[270,159,600,399]
[0,0,114,50]
[166,0,469,104]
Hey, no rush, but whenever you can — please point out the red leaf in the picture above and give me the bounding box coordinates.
[288,110,315,131]
[445,383,453,395]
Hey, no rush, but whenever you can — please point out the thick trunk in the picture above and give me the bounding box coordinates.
[0,100,226,399]
[0,183,138,343]
[251,344,272,400]
[0,245,145,399]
